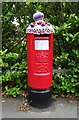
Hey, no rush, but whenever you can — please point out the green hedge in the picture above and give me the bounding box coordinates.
[0,49,27,97]
[1,2,79,97]
[53,64,79,97]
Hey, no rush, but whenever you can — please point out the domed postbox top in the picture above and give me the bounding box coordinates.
[26,11,54,34]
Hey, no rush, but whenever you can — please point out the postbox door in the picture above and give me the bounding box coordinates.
[27,34,54,90]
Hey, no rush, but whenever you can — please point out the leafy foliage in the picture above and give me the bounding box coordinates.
[53,63,79,97]
[0,49,27,97]
[1,2,79,97]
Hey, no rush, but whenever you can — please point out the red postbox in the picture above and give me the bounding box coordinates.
[26,11,54,107]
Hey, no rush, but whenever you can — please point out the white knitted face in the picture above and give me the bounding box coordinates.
[35,18,44,23]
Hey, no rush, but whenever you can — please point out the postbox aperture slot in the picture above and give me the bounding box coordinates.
[35,40,49,50]
[34,34,50,37]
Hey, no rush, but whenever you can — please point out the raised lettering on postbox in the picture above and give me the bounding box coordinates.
[35,63,49,73]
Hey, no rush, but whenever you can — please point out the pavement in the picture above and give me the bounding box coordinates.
[1,95,78,119]
[0,95,2,120]
[0,84,2,120]
[77,99,79,120]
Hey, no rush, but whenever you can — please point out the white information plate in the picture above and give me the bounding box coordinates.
[35,40,49,50]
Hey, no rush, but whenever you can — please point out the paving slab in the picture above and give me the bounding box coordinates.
[2,96,77,119]
[0,85,2,120]
[77,99,79,120]
[0,95,2,120]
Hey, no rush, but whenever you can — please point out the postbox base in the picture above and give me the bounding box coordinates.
[28,87,52,108]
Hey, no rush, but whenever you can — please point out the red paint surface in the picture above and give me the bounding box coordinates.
[27,33,54,90]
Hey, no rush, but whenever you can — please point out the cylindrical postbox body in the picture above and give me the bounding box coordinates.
[26,12,54,107]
